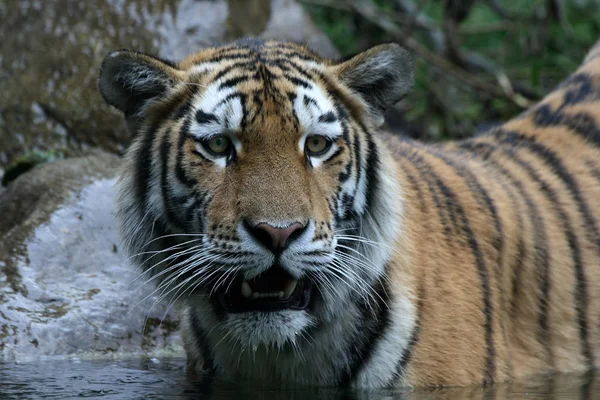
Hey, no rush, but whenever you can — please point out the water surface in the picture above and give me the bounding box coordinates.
[1,358,597,399]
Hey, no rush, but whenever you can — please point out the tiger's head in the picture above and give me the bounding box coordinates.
[99,39,413,350]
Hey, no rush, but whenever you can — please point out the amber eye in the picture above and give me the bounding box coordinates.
[305,135,332,156]
[204,135,231,156]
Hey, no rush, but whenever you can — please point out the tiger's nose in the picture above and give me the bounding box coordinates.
[245,221,306,253]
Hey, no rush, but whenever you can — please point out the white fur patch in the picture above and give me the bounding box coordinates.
[354,287,416,387]
[186,81,246,168]
[187,62,218,75]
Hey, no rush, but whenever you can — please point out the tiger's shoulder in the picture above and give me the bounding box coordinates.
[381,40,600,386]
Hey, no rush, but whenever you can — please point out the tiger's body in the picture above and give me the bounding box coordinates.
[99,38,600,388]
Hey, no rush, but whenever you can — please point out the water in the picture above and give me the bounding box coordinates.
[0,358,597,399]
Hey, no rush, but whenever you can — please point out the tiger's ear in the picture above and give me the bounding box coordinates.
[332,44,414,124]
[98,50,181,117]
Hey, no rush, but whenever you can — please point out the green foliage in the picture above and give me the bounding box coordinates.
[303,0,600,141]
[308,7,360,55]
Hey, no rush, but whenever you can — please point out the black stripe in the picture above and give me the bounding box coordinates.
[585,160,600,184]
[532,105,600,147]
[362,125,380,218]
[511,235,527,313]
[460,141,552,367]
[212,92,241,114]
[218,75,251,89]
[394,319,420,383]
[559,73,593,106]
[276,58,316,81]
[338,165,352,183]
[397,147,453,236]
[401,149,496,384]
[402,140,464,234]
[185,191,207,233]
[286,76,312,89]
[238,92,249,131]
[337,121,351,184]
[160,133,186,231]
[268,58,289,72]
[338,277,391,386]
[174,102,192,120]
[318,111,337,123]
[176,118,199,187]
[351,125,362,202]
[327,196,338,219]
[256,63,278,87]
[208,53,253,63]
[495,130,600,255]
[422,146,504,269]
[337,105,351,144]
[267,48,319,62]
[211,61,257,82]
[214,45,254,56]
[339,193,355,221]
[252,89,264,109]
[304,94,320,110]
[398,160,426,213]
[328,146,345,161]
[134,120,162,210]
[579,370,595,400]
[287,92,301,128]
[195,110,219,124]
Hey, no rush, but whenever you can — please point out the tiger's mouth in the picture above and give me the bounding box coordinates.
[217,266,312,313]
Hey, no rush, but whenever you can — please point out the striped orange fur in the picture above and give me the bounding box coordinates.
[99,38,600,387]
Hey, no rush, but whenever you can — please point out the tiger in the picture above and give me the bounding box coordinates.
[98,37,600,388]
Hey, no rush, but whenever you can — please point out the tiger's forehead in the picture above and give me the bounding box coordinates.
[178,39,329,71]
[179,41,343,142]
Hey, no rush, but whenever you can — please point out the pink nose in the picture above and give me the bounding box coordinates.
[247,222,305,252]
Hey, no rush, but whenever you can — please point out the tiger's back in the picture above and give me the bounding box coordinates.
[389,42,600,385]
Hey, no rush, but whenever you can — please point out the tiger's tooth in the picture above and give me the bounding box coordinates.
[282,280,298,298]
[241,281,252,298]
[277,291,284,299]
[251,292,259,299]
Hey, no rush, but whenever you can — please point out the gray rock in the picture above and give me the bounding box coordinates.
[0,155,183,361]
[0,0,338,177]
[0,0,340,362]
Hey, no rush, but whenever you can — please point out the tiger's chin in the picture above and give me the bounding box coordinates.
[219,309,315,349]
[207,266,318,348]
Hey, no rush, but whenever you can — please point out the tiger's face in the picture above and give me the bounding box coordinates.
[99,40,412,349]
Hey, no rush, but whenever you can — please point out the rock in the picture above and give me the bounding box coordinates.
[0,0,338,179]
[259,0,339,59]
[0,155,183,361]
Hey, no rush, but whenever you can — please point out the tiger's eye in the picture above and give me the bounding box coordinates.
[205,135,231,155]
[305,135,331,156]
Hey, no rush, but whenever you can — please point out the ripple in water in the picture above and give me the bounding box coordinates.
[0,358,597,400]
